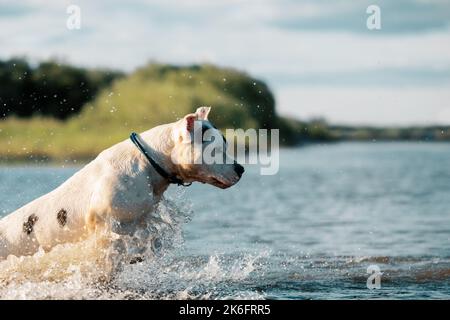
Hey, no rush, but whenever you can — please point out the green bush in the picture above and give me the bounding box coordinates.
[0,63,285,161]
[0,58,123,119]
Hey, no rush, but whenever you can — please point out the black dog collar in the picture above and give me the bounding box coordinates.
[129,132,191,187]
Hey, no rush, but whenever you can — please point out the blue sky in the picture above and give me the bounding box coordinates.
[1,0,450,126]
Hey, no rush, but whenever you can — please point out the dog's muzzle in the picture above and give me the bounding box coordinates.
[234,163,245,178]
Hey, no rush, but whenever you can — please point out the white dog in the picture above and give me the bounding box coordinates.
[0,107,244,261]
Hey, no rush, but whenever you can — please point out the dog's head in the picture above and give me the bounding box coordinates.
[171,107,244,189]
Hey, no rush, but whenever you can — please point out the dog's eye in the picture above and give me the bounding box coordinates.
[203,123,226,144]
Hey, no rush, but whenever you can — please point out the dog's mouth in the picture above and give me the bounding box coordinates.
[210,177,233,189]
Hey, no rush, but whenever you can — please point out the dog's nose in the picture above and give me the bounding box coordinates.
[234,163,245,178]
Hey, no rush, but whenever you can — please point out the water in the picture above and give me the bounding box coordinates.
[0,142,449,299]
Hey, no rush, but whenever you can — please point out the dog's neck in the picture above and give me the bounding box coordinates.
[137,124,180,194]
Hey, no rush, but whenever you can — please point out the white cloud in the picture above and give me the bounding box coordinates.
[277,85,450,126]
[1,0,450,125]
[436,107,450,124]
[2,0,450,72]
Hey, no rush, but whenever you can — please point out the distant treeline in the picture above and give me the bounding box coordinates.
[0,57,448,163]
[0,58,123,119]
[329,124,450,142]
[279,118,450,143]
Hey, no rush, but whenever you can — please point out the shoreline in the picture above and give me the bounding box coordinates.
[1,140,448,165]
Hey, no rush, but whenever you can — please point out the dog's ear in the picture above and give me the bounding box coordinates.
[175,113,197,143]
[184,113,197,132]
[195,106,211,120]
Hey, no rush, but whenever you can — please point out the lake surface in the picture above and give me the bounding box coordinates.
[0,142,449,299]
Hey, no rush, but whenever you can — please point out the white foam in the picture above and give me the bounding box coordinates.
[0,194,265,300]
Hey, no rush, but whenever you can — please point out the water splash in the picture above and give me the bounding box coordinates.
[0,194,265,300]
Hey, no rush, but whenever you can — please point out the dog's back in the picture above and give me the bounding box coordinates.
[0,158,105,260]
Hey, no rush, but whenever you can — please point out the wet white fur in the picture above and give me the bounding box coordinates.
[0,107,241,260]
